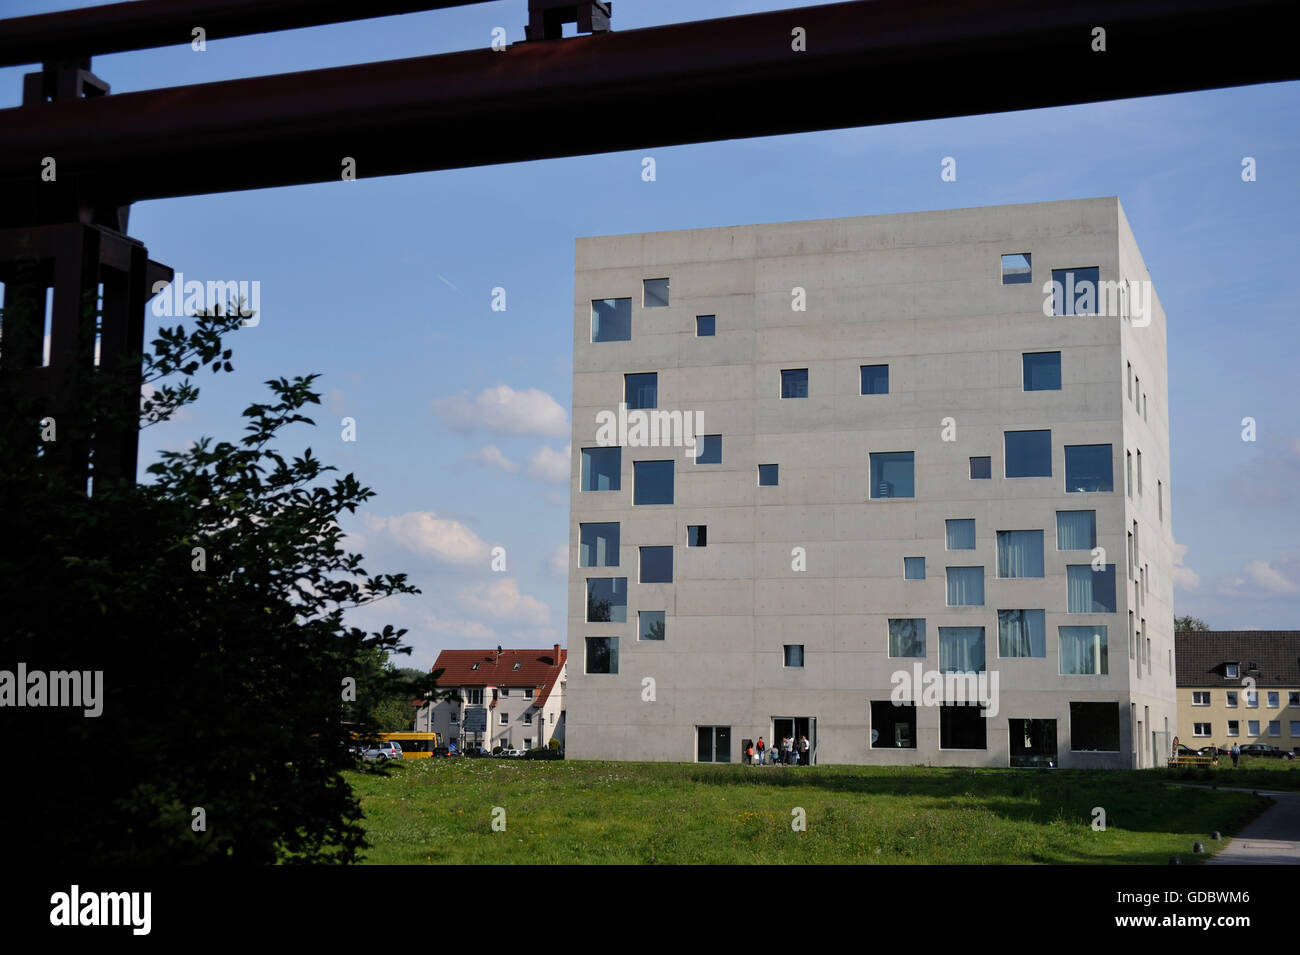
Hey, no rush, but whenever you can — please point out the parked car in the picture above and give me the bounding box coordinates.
[1196,745,1222,759]
[504,748,524,758]
[363,741,403,761]
[431,746,451,758]
[1239,743,1295,760]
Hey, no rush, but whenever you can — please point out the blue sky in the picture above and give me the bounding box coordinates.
[4,1,1298,667]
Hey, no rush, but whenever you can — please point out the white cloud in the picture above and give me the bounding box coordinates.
[424,614,496,641]
[457,577,551,625]
[432,384,569,437]
[1171,540,1200,591]
[528,443,571,483]
[326,388,346,415]
[465,444,518,473]
[360,511,489,566]
[547,543,569,578]
[1242,560,1299,595]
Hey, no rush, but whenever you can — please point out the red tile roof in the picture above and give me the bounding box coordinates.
[431,645,567,707]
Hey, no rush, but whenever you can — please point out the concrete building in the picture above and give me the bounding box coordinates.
[418,646,567,752]
[1176,630,1300,757]
[565,198,1175,768]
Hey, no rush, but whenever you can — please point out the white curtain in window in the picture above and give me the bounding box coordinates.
[1060,626,1107,674]
[1066,565,1094,612]
[1057,511,1096,550]
[946,567,984,606]
[940,627,985,672]
[946,519,976,550]
[998,609,1046,657]
[997,530,1044,577]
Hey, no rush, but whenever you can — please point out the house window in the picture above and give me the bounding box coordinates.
[687,525,707,547]
[946,567,984,607]
[871,701,916,748]
[1136,450,1143,494]
[696,314,716,336]
[1022,351,1061,391]
[1127,362,1133,401]
[1193,723,1211,737]
[592,297,631,342]
[697,725,731,763]
[940,704,988,750]
[500,687,510,696]
[694,434,722,464]
[585,637,619,675]
[466,689,483,705]
[581,447,621,491]
[450,711,459,723]
[860,364,889,395]
[523,713,532,725]
[938,626,985,672]
[870,451,915,498]
[1227,720,1240,737]
[780,368,809,398]
[1226,691,1239,708]
[586,577,627,622]
[1064,444,1112,492]
[639,546,673,583]
[1291,721,1300,737]
[1056,510,1096,550]
[1158,480,1163,521]
[1291,692,1300,706]
[1268,721,1281,737]
[757,464,779,486]
[997,609,1046,657]
[579,522,620,567]
[1192,691,1210,706]
[1001,252,1032,284]
[633,460,674,504]
[969,456,991,479]
[1010,719,1058,768]
[1126,451,1132,498]
[1050,266,1100,316]
[996,530,1044,578]
[643,277,669,307]
[888,619,926,658]
[1004,430,1051,478]
[1060,627,1108,675]
[783,645,804,667]
[500,712,508,725]
[1225,664,1239,679]
[639,610,665,641]
[1246,692,1258,708]
[524,688,533,698]
[945,519,976,550]
[624,372,658,410]
[523,738,533,749]
[904,557,925,580]
[1070,702,1120,751]
[1268,692,1280,708]
[1248,720,1260,736]
[1066,564,1116,613]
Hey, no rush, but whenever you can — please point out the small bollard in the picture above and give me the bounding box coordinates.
[1193,842,1205,853]
[1211,831,1221,840]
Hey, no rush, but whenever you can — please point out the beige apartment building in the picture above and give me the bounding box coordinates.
[565,198,1175,768]
[1176,630,1300,757]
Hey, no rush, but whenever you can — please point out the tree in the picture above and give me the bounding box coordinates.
[0,291,439,863]
[1175,615,1210,632]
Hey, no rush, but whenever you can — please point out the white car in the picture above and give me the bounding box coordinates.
[363,741,404,761]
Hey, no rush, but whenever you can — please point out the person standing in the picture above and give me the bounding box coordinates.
[1230,742,1241,767]
[756,736,766,765]
[800,735,810,766]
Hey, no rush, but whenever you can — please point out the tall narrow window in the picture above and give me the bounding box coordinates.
[1158,480,1163,521]
[1127,362,1133,401]
[1136,449,1143,494]
[1126,450,1133,498]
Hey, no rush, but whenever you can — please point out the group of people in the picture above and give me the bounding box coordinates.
[746,734,810,766]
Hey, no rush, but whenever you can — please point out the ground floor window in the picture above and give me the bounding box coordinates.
[871,701,916,748]
[1069,701,1120,751]
[697,725,731,763]
[1009,718,1057,767]
[940,703,987,749]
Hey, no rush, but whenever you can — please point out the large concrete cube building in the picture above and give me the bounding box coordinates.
[565,198,1175,769]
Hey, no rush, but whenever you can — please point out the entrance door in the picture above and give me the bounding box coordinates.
[771,717,816,765]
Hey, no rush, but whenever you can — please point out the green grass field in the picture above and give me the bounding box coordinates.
[345,759,1271,864]
[1159,756,1300,792]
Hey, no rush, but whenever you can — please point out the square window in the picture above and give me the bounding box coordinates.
[783,645,804,667]
[1225,664,1239,679]
[969,456,991,480]
[694,434,722,464]
[639,546,673,583]
[1022,352,1061,391]
[643,277,669,308]
[940,704,988,749]
[1070,702,1120,751]
[639,610,665,641]
[998,609,1046,657]
[945,519,976,550]
[1193,723,1211,737]
[904,557,925,580]
[633,460,674,505]
[945,567,985,607]
[1064,444,1112,493]
[1269,721,1281,737]
[581,447,621,491]
[1248,720,1260,736]
[624,372,658,410]
[591,297,631,342]
[1004,430,1052,478]
[585,636,619,674]
[888,618,926,658]
[870,451,915,498]
[1060,626,1108,675]
[586,577,627,623]
[1227,721,1240,737]
[780,368,809,398]
[1192,691,1210,706]
[687,525,707,547]
[579,522,620,567]
[758,464,779,486]
[1066,564,1116,613]
[1050,266,1100,316]
[1056,510,1096,550]
[871,701,916,748]
[1226,691,1239,708]
[695,314,715,336]
[1291,692,1300,706]
[1247,692,1258,708]
[860,364,889,395]
[939,626,985,672]
[1268,691,1280,708]
[1001,252,1032,284]
[996,530,1044,578]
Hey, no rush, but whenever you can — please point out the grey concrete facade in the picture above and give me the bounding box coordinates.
[565,198,1176,768]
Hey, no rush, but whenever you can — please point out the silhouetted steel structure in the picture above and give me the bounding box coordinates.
[1,0,1297,488]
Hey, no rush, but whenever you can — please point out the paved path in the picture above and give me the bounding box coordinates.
[1172,785,1300,865]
